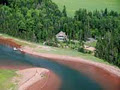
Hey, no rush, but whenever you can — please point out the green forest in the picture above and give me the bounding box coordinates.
[0,0,120,67]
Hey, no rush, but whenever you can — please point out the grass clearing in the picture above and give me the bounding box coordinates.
[52,0,120,16]
[37,47,109,64]
[85,41,97,47]
[0,69,16,90]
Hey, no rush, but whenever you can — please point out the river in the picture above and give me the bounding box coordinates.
[0,45,102,90]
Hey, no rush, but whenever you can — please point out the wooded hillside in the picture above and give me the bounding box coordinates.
[0,0,120,67]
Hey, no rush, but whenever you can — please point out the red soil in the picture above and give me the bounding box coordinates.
[27,71,61,90]
[14,68,60,90]
[0,37,21,48]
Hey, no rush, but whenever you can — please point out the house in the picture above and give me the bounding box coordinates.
[56,31,67,41]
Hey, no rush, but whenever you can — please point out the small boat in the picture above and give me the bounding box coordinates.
[13,47,18,51]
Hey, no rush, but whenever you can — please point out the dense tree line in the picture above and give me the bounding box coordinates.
[74,9,120,67]
[0,0,120,66]
[95,29,120,67]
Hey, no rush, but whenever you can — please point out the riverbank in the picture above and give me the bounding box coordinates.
[0,35,120,90]
[13,68,50,90]
[0,36,21,48]
[22,46,120,90]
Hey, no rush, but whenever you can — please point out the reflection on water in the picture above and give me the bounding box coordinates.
[0,45,102,90]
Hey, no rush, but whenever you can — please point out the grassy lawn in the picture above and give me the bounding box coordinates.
[0,69,16,90]
[85,41,97,47]
[52,0,120,16]
[36,47,109,64]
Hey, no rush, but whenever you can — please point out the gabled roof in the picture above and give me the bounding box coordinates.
[87,38,96,42]
[56,31,67,37]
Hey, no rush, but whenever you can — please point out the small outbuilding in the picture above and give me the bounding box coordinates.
[86,38,96,43]
[56,31,67,41]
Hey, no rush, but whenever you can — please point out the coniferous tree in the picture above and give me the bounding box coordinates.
[62,5,67,17]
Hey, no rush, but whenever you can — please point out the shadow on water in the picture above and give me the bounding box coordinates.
[0,45,102,90]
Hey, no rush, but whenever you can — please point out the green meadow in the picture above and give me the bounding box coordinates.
[0,69,16,90]
[52,0,120,16]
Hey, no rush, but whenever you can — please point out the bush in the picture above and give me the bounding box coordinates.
[44,41,58,47]
[78,47,85,53]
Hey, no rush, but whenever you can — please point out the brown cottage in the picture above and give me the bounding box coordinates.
[56,31,67,41]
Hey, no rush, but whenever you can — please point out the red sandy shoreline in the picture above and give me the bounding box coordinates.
[0,37,120,90]
[27,71,61,90]
[0,36,21,48]
[14,68,61,90]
